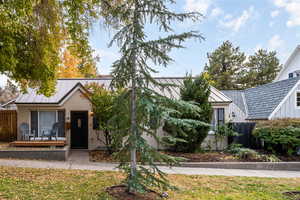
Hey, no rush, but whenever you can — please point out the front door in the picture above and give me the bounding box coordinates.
[71,111,88,149]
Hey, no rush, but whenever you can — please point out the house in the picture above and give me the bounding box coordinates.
[15,77,232,150]
[223,76,300,122]
[275,45,300,81]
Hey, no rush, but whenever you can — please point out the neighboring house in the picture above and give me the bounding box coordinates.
[223,77,300,122]
[276,45,300,81]
[15,77,232,150]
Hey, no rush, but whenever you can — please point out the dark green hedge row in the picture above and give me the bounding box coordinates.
[253,119,300,155]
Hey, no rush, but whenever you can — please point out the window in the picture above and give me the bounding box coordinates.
[39,111,56,136]
[217,108,225,125]
[30,110,65,137]
[297,92,300,107]
[211,108,225,129]
[289,73,294,79]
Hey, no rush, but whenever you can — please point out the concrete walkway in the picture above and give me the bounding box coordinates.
[0,150,299,178]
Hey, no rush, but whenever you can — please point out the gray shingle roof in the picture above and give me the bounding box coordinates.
[15,77,232,104]
[221,90,247,113]
[223,77,300,120]
[244,77,300,119]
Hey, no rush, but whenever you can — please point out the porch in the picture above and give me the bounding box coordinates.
[0,142,70,161]
[10,140,66,147]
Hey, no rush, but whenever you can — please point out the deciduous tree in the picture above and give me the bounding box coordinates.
[0,0,101,95]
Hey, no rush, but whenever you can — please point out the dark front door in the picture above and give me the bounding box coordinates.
[71,111,88,149]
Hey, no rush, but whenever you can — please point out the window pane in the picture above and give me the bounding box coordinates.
[39,111,56,136]
[217,108,225,125]
[58,111,65,137]
[31,111,38,137]
[211,109,216,129]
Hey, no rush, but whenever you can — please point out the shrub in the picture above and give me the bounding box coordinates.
[253,119,300,155]
[214,124,239,151]
[163,74,212,153]
[227,144,281,162]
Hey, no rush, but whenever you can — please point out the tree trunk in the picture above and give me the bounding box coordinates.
[129,0,139,192]
[130,73,137,192]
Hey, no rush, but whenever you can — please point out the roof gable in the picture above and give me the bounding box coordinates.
[245,77,300,119]
[15,82,91,105]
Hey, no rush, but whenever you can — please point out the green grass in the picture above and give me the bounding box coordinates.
[0,166,299,200]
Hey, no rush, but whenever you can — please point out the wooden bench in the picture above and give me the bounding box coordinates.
[10,140,66,147]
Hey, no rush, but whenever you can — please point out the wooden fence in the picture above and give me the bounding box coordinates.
[0,110,17,142]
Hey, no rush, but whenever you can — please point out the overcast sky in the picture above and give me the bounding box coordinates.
[1,0,300,86]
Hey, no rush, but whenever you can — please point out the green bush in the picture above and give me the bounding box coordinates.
[163,74,212,153]
[214,124,239,151]
[227,144,281,162]
[253,119,300,155]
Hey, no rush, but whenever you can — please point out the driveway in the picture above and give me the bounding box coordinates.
[0,150,299,178]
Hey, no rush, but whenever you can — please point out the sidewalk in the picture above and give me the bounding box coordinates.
[0,157,299,178]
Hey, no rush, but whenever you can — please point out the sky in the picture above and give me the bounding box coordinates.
[89,0,300,77]
[1,0,300,86]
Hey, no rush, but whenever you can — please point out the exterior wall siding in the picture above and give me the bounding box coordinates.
[272,84,300,119]
[227,102,247,122]
[17,90,106,150]
[277,49,300,81]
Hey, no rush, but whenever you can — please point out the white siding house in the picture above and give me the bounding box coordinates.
[223,77,300,121]
[276,45,300,81]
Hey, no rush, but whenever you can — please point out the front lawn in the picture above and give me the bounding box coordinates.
[0,166,299,200]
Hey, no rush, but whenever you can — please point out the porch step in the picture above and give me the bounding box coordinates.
[10,140,66,147]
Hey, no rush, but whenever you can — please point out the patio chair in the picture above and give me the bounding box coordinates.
[20,123,35,141]
[41,127,52,141]
[50,122,62,141]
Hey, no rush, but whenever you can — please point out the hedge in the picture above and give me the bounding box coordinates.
[253,118,300,155]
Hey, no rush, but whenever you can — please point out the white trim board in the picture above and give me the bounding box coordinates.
[58,86,90,106]
[275,45,300,81]
[268,80,300,119]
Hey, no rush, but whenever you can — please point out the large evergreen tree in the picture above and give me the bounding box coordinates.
[204,41,246,90]
[164,74,212,153]
[103,0,204,194]
[205,41,282,90]
[238,49,282,88]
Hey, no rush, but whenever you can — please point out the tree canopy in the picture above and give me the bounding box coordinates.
[0,0,101,96]
[204,41,282,90]
[204,41,246,90]
[58,49,98,78]
[239,49,282,88]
